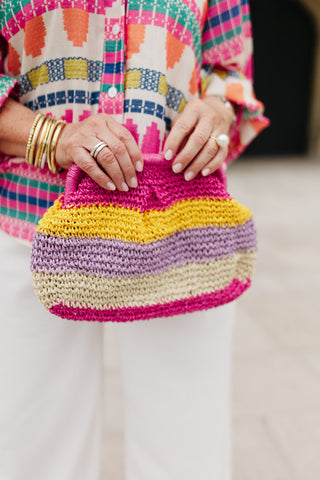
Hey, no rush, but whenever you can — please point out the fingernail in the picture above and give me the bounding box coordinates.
[121,182,129,191]
[164,149,173,161]
[202,168,210,177]
[184,171,194,181]
[129,177,138,188]
[172,163,182,173]
[136,160,143,172]
[107,182,116,191]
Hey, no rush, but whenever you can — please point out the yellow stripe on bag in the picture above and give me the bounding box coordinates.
[36,197,253,243]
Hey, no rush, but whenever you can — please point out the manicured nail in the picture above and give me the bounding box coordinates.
[172,163,182,173]
[121,182,129,191]
[129,177,138,188]
[184,171,194,181]
[202,168,210,177]
[136,160,143,172]
[107,182,116,191]
[164,149,173,161]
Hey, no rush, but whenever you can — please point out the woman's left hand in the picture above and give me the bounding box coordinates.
[163,96,235,180]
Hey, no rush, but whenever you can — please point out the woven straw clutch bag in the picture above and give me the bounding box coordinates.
[31,153,257,322]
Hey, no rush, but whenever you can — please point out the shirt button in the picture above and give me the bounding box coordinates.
[112,23,121,35]
[108,86,118,98]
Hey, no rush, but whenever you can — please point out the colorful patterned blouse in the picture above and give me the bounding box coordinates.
[0,0,269,243]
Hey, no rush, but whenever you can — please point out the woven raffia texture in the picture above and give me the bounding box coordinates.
[0,0,269,243]
[31,155,257,322]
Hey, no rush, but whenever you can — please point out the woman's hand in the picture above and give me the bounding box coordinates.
[163,96,235,180]
[55,113,143,191]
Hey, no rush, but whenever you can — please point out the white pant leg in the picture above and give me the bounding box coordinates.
[0,230,103,480]
[113,302,236,480]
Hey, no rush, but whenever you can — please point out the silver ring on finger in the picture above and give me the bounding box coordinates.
[90,141,108,160]
[210,134,230,148]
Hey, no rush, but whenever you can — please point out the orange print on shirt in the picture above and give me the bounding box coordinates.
[226,83,245,104]
[8,43,21,75]
[189,67,198,94]
[249,119,266,134]
[166,31,185,70]
[126,24,146,59]
[24,16,46,58]
[63,9,89,47]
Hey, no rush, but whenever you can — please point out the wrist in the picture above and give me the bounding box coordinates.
[26,113,67,173]
[55,123,72,169]
[202,95,236,124]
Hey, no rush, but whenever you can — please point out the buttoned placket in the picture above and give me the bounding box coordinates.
[98,0,126,117]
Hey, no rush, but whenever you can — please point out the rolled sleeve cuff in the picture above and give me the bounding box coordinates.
[201,70,270,167]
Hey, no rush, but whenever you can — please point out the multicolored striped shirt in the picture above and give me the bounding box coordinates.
[0,0,269,243]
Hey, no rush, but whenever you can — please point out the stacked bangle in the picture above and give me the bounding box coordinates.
[34,116,54,169]
[47,120,67,174]
[26,114,47,166]
[26,113,66,174]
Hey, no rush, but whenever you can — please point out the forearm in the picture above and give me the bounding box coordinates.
[0,97,36,157]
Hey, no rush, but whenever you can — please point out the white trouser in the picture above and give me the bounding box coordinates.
[0,229,236,480]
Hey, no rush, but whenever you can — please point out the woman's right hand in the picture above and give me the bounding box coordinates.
[55,113,143,191]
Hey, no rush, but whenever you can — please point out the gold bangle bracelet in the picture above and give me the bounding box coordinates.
[34,117,55,169]
[45,119,62,171]
[25,113,46,165]
[26,113,66,173]
[47,120,66,174]
[27,115,47,167]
